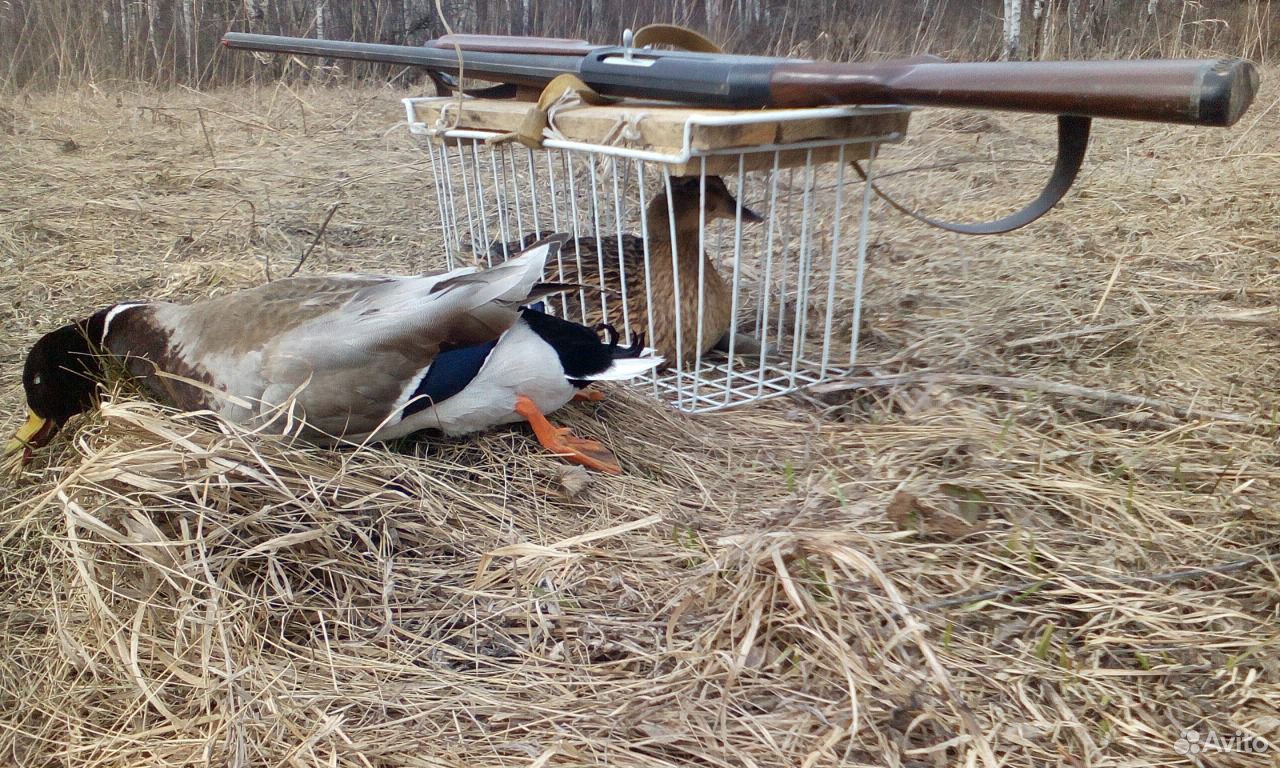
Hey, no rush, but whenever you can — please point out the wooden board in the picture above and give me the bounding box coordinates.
[409,97,910,175]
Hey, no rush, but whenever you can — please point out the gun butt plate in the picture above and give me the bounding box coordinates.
[1202,59,1260,127]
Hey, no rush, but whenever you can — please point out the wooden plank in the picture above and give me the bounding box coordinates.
[412,99,776,148]
[773,111,907,143]
[681,144,876,176]
[410,98,910,156]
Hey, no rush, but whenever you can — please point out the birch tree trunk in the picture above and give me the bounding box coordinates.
[1067,0,1086,56]
[188,0,199,84]
[1031,0,1046,59]
[1003,0,1022,60]
[176,0,189,82]
[145,0,161,80]
[706,0,721,42]
[119,0,130,74]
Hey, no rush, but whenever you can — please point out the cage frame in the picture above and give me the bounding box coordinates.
[404,96,912,413]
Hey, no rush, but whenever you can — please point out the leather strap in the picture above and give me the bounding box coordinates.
[633,24,723,53]
[853,114,1092,234]
[426,70,519,99]
[512,73,618,148]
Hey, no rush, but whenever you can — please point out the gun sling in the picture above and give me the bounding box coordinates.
[852,115,1092,235]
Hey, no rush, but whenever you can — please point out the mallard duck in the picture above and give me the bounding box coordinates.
[482,175,763,368]
[7,238,662,473]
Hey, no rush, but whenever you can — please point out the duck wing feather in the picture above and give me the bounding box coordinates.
[257,238,563,439]
[121,239,567,440]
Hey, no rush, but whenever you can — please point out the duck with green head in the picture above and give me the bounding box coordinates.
[8,237,662,473]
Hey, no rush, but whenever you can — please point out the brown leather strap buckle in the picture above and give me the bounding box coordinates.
[632,24,723,53]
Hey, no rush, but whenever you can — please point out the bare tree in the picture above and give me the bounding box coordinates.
[1003,0,1022,60]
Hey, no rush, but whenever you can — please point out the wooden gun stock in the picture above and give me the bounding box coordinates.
[769,58,1258,127]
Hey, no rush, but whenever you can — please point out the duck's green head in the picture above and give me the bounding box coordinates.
[7,312,109,460]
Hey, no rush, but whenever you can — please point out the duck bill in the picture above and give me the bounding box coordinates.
[6,411,56,462]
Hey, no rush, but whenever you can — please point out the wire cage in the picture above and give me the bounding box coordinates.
[404,96,911,413]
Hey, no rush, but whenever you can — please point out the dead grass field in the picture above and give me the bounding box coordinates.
[1,74,1278,766]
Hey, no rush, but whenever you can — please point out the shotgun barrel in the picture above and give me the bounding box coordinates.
[221,31,1259,127]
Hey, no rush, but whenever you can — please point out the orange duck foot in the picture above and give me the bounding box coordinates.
[514,395,621,474]
[572,389,606,403]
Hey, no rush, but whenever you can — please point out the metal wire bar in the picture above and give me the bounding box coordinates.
[753,154,780,396]
[545,151,569,317]
[564,151,589,324]
[786,164,813,385]
[850,145,877,369]
[587,159,610,324]
[526,149,541,236]
[771,166,795,369]
[663,169,686,403]
[488,144,510,257]
[609,154,634,344]
[692,160,709,404]
[820,145,848,377]
[425,138,452,268]
[453,138,480,268]
[724,154,749,405]
[468,142,492,266]
[504,146,520,256]
[636,161,661,398]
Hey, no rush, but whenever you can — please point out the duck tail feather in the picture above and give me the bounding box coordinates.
[579,353,664,381]
[431,236,566,307]
[493,234,576,304]
[612,332,648,358]
[486,230,563,263]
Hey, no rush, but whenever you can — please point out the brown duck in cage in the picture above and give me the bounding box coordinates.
[476,175,763,369]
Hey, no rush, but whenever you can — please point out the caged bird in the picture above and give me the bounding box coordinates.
[478,175,764,369]
[7,237,662,474]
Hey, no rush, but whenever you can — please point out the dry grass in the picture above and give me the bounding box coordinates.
[2,76,1279,766]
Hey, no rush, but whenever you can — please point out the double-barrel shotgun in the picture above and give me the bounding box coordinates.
[221,29,1259,232]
